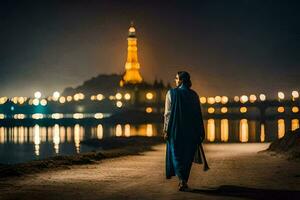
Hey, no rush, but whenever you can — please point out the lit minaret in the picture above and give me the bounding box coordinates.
[120,22,143,86]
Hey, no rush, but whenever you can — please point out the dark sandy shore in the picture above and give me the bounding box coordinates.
[1,142,300,200]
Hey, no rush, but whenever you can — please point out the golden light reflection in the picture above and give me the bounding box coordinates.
[260,124,265,142]
[249,94,257,103]
[97,94,104,101]
[94,113,104,119]
[116,124,122,136]
[59,96,66,104]
[239,119,249,142]
[221,119,229,142]
[124,124,131,137]
[115,93,122,100]
[32,113,43,119]
[116,101,123,108]
[259,94,266,101]
[60,126,66,143]
[291,119,299,131]
[74,124,83,153]
[97,124,103,139]
[146,124,153,137]
[234,96,240,102]
[52,113,63,119]
[207,119,215,142]
[0,127,5,143]
[73,113,84,119]
[278,119,285,139]
[33,124,40,156]
[66,96,72,102]
[53,124,60,154]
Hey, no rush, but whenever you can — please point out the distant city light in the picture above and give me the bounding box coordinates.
[33,99,39,106]
[200,97,206,104]
[278,92,285,100]
[240,107,247,113]
[207,97,215,104]
[221,107,228,113]
[215,96,221,103]
[73,113,84,119]
[292,107,299,113]
[66,96,72,102]
[277,106,285,113]
[90,95,96,101]
[115,93,122,100]
[292,91,299,100]
[109,95,115,100]
[0,114,5,119]
[32,113,43,119]
[0,97,8,104]
[146,92,154,100]
[18,97,25,104]
[116,101,123,108]
[249,94,257,103]
[146,107,153,113]
[34,91,42,99]
[40,99,47,106]
[97,94,104,101]
[221,96,228,104]
[208,107,215,114]
[124,93,131,100]
[53,91,60,101]
[73,94,80,101]
[51,113,63,119]
[259,94,266,101]
[94,113,104,119]
[240,95,248,103]
[234,96,240,102]
[14,114,25,119]
[59,96,66,104]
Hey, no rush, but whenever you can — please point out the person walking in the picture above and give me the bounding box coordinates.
[163,71,207,191]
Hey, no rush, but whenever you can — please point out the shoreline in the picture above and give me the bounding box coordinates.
[0,136,164,179]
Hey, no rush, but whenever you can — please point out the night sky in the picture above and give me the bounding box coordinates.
[1,0,300,98]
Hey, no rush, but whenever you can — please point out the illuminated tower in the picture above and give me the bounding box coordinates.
[120,22,143,86]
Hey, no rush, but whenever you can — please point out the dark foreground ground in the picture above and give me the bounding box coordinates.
[1,143,300,200]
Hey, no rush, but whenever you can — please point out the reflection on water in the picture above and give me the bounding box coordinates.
[260,124,265,142]
[0,118,299,164]
[207,119,215,142]
[278,119,285,139]
[239,119,249,142]
[221,119,229,142]
[291,119,299,131]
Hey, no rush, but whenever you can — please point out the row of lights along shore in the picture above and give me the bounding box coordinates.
[200,91,299,105]
[0,91,298,107]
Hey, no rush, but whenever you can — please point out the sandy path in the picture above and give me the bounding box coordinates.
[1,143,300,200]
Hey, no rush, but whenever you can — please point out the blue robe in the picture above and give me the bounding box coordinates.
[165,85,206,182]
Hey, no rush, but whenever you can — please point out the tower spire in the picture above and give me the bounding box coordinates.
[120,22,143,86]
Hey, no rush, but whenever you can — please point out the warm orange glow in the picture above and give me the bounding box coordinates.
[200,97,206,104]
[207,97,215,104]
[239,119,248,142]
[97,94,104,101]
[292,91,299,100]
[291,119,299,131]
[260,124,265,142]
[146,107,153,113]
[66,96,72,102]
[73,113,84,119]
[115,93,122,100]
[94,113,104,119]
[278,119,285,138]
[215,96,221,103]
[249,94,257,103]
[146,92,154,100]
[221,107,228,113]
[125,124,131,137]
[121,24,143,84]
[240,95,248,103]
[240,107,247,113]
[277,106,285,113]
[207,119,215,142]
[221,119,229,142]
[221,96,228,104]
[292,106,299,113]
[59,96,66,103]
[116,124,122,137]
[234,96,239,102]
[124,93,131,100]
[208,107,215,114]
[146,124,153,137]
[116,101,123,108]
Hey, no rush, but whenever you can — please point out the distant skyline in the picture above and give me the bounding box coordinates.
[1,0,300,98]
